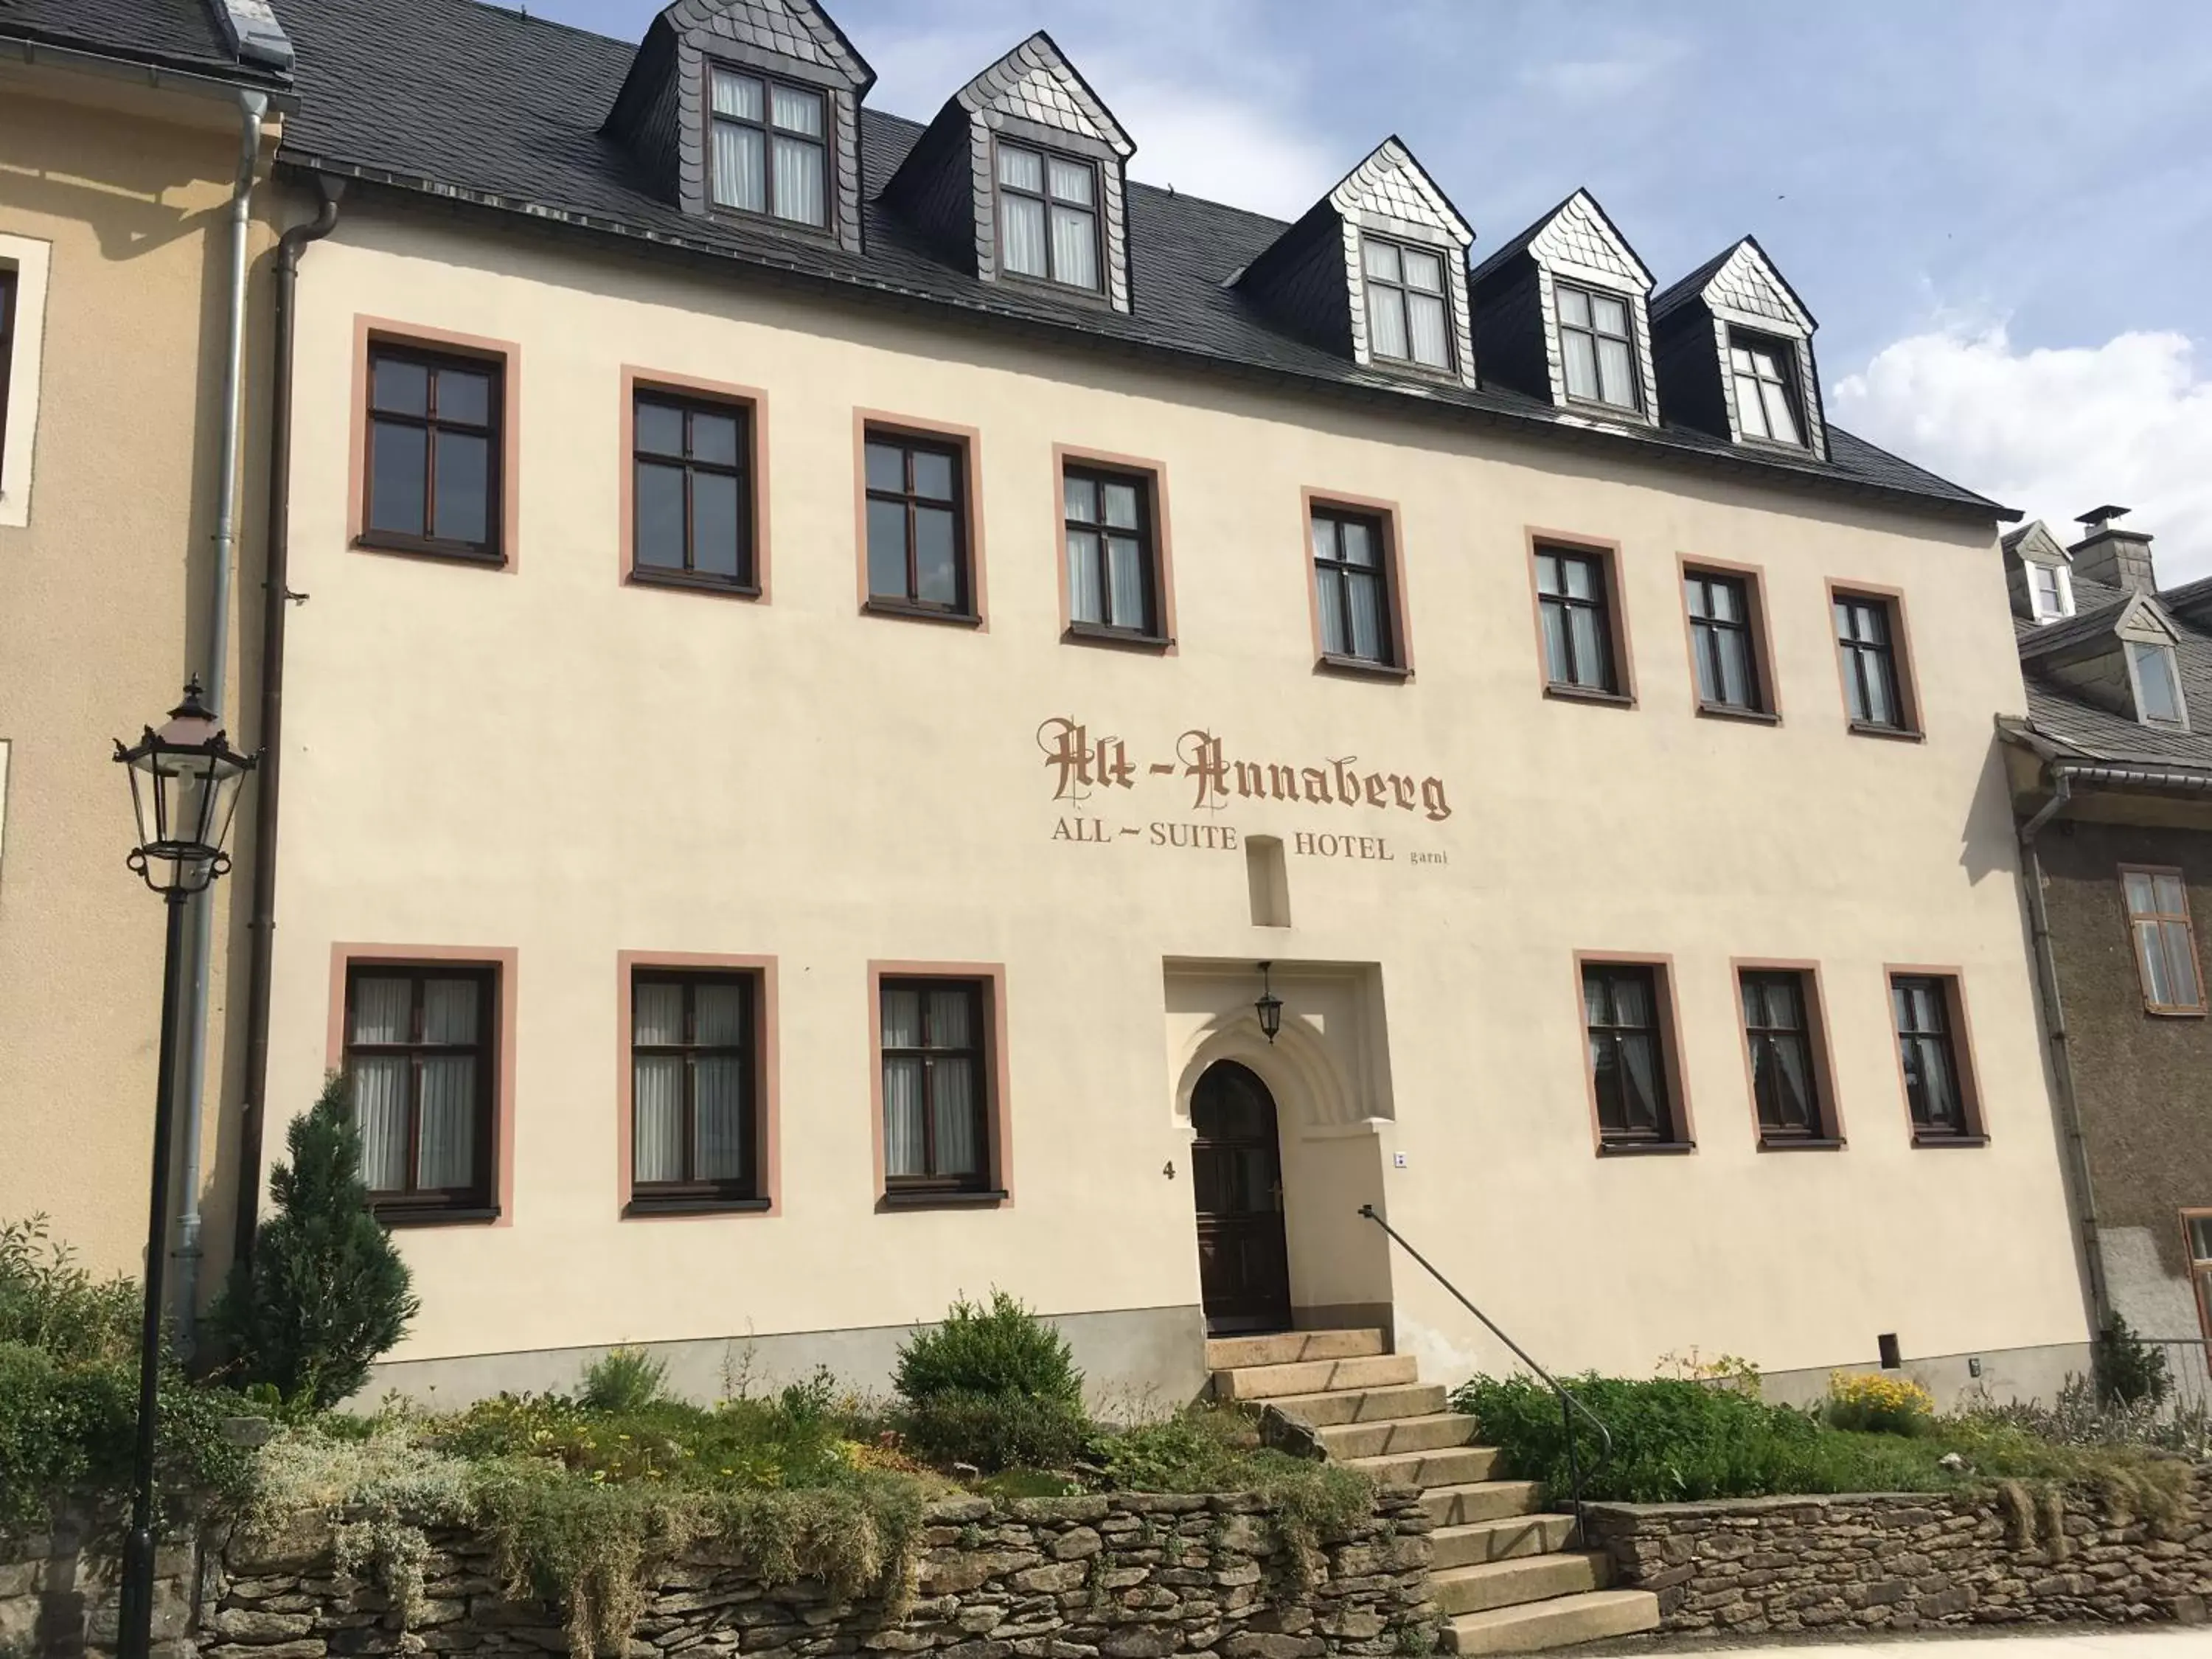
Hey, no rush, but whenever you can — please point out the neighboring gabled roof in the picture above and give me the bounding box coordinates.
[2011,571,2212,773]
[953,30,1131,158]
[273,0,2006,522]
[2016,592,2136,661]
[0,0,292,84]
[1470,189,1650,291]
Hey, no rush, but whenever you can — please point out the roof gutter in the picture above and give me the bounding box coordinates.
[0,32,296,109]
[231,174,344,1280]
[278,159,2009,531]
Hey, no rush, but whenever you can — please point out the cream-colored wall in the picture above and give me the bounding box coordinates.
[267,202,2087,1394]
[0,69,274,1284]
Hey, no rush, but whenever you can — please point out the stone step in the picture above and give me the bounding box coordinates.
[1430,1514,1579,1570]
[1422,1481,1545,1527]
[1443,1589,1660,1655]
[1268,1382,1448,1428]
[1343,1444,1501,1488]
[1315,1412,1478,1459]
[1203,1329,1385,1371]
[1211,1352,1419,1402]
[1432,1552,1611,1617]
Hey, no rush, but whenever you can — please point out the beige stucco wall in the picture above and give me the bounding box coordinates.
[0,67,275,1291]
[266,199,2089,1402]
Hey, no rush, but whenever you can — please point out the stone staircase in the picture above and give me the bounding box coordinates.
[1208,1330,1658,1655]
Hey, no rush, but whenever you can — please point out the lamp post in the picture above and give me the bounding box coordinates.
[113,679,254,1659]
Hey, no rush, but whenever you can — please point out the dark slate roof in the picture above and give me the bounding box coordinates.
[1649,245,1738,321]
[274,0,2005,521]
[0,0,285,82]
[2016,592,2133,661]
[2014,571,2212,771]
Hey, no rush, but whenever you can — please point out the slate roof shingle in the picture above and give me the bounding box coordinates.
[268,0,2004,523]
[0,0,285,82]
[2014,566,2212,774]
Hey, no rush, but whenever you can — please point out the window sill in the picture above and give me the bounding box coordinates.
[1757,1136,1845,1152]
[997,270,1116,311]
[1065,622,1170,653]
[878,1188,1009,1211]
[1697,701,1780,726]
[355,532,507,568]
[1545,683,1634,709]
[704,203,839,244]
[1366,355,1464,386]
[1317,653,1410,681]
[1910,1133,1989,1150]
[2143,1003,2210,1020]
[371,1204,501,1228]
[1847,719,1924,743]
[1561,394,1652,425]
[1733,432,1814,459]
[627,566,761,600]
[1596,1141,1695,1158]
[623,1195,773,1218]
[864,598,982,627]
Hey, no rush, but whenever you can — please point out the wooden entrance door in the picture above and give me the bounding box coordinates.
[1192,1060,1291,1334]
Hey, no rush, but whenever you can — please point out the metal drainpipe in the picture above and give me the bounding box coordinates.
[170,87,267,1356]
[231,176,344,1279]
[2017,768,2112,1334]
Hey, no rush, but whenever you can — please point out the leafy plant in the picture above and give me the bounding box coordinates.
[0,1216,138,1364]
[2093,1315,2172,1408]
[577,1346,669,1413]
[213,1075,420,1411]
[1825,1370,1935,1436]
[893,1291,1083,1407]
[898,1389,1089,1473]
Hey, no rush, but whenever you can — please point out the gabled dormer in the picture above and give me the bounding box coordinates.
[882,33,1135,311]
[1469,190,1655,426]
[1236,139,1477,389]
[1649,237,1827,459]
[604,0,874,254]
[2020,588,2191,732]
[2002,521,2076,624]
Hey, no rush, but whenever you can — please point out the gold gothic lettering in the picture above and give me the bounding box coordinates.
[1175,727,1450,821]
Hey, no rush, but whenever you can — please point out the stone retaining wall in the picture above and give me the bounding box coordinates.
[1,1491,1433,1659]
[1585,1468,2212,1636]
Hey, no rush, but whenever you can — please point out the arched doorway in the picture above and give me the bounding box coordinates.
[1191,1060,1291,1333]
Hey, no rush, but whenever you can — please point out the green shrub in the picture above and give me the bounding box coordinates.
[893,1292,1082,1406]
[1824,1370,1935,1436]
[577,1346,669,1413]
[0,1217,138,1365]
[213,1076,420,1411]
[2093,1315,2172,1408]
[897,1389,1088,1473]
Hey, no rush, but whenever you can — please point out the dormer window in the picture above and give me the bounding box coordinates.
[709,67,828,229]
[1362,239,1452,371]
[2129,640,2187,728]
[2029,563,2074,622]
[995,145,1100,292]
[1557,284,1637,410]
[1729,333,1803,446]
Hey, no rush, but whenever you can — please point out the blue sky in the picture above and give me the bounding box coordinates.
[504,0,2212,577]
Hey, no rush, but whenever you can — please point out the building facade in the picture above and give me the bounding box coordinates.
[237,0,2091,1409]
[2000,511,2212,1382]
[0,1,291,1317]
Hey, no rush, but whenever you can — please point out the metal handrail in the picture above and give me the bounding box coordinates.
[1357,1204,1612,1536]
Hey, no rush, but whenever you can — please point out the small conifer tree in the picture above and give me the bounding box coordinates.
[214,1074,419,1410]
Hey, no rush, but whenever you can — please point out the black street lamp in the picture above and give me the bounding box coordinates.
[113,678,254,1659]
[1253,962,1284,1043]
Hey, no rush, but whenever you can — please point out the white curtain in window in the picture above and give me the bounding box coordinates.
[712,124,765,212]
[1771,1037,1813,1126]
[352,976,409,1044]
[696,981,745,1045]
[1408,293,1448,369]
[1049,206,1099,289]
[771,83,821,136]
[1759,378,1800,445]
[1317,567,1346,656]
[1001,195,1048,277]
[351,1057,408,1192]
[634,981,683,1046]
[932,1057,978,1175]
[1618,1035,1660,1126]
[883,1057,925,1175]
[1567,606,1604,687]
[1597,336,1635,405]
[1107,535,1144,629]
[1562,330,1599,400]
[695,1057,748,1180]
[1366,287,1409,361]
[713,70,762,120]
[771,136,824,226]
[1067,529,1103,625]
[416,1057,476,1189]
[1541,602,1571,684]
[1346,570,1383,662]
[422,978,477,1044]
[633,1054,684,1183]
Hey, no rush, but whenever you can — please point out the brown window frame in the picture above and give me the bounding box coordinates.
[1535,544,1622,698]
[2121,865,2208,1016]
[1579,958,1691,1153]
[2183,1211,2212,1348]
[1061,461,1163,644]
[704,63,832,232]
[1832,587,1919,737]
[1888,970,1984,1145]
[992,139,1104,294]
[1308,503,1402,672]
[0,267,15,481]
[626,969,765,1214]
[877,975,996,1198]
[1361,235,1454,374]
[361,341,505,564]
[630,389,757,594]
[1736,967,1839,1147]
[1685,567,1768,717]
[341,964,498,1220]
[863,426,976,622]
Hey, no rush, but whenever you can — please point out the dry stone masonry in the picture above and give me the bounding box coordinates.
[0,1492,1433,1659]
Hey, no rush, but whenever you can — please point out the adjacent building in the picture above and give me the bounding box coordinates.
[0,1,291,1327]
[2000,509,2212,1380]
[219,0,2095,1409]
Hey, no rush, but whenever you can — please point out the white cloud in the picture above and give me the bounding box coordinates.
[1833,324,2212,584]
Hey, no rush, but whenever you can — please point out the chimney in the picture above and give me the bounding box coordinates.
[2070,504,2157,595]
